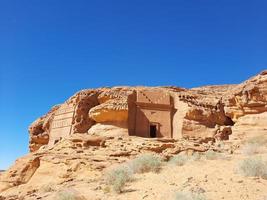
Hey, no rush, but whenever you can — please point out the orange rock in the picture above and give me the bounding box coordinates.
[27,71,267,152]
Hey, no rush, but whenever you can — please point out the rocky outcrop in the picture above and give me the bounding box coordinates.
[223,70,267,121]
[89,87,133,125]
[0,155,40,192]
[89,98,128,123]
[28,105,60,152]
[88,123,128,137]
[1,71,267,200]
[0,135,213,195]
[231,112,267,140]
[69,90,99,133]
[27,71,267,152]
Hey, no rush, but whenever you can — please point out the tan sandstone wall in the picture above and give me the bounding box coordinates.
[172,94,189,139]
[135,107,172,138]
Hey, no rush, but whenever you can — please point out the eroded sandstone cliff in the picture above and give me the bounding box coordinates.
[1,71,267,200]
[28,71,267,152]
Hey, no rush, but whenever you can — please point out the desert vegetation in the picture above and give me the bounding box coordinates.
[175,191,207,200]
[40,184,56,193]
[129,154,162,173]
[241,136,267,155]
[104,154,162,193]
[237,157,267,179]
[169,154,190,166]
[237,136,267,180]
[203,150,222,160]
[104,164,133,193]
[169,150,226,166]
[55,189,82,200]
[104,150,233,194]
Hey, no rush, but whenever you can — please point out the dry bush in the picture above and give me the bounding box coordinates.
[103,154,162,192]
[169,154,189,166]
[190,152,202,161]
[175,191,207,200]
[203,150,221,160]
[241,136,267,155]
[129,154,162,173]
[40,184,55,193]
[237,157,267,179]
[169,152,202,166]
[104,165,133,193]
[55,189,84,200]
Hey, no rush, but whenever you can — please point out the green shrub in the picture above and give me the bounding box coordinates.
[241,136,267,155]
[204,150,220,160]
[175,191,207,200]
[237,157,267,179]
[104,165,133,193]
[56,190,82,200]
[129,154,162,173]
[40,184,55,193]
[190,152,202,161]
[169,154,189,166]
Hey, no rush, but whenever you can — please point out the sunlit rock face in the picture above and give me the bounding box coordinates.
[1,71,267,199]
[223,70,267,121]
[28,71,267,152]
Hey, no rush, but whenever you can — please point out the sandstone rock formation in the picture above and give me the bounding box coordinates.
[0,71,267,200]
[27,71,267,152]
[223,71,267,120]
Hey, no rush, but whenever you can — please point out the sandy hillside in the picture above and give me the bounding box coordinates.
[1,135,267,200]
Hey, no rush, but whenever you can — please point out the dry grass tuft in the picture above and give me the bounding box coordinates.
[129,154,162,173]
[169,154,189,166]
[203,150,220,160]
[175,191,207,200]
[237,157,267,179]
[55,189,84,200]
[104,165,133,193]
[241,136,267,155]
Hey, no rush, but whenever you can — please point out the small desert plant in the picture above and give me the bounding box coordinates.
[40,184,55,193]
[169,154,189,166]
[129,154,162,173]
[203,150,220,160]
[237,157,267,179]
[241,136,267,155]
[175,191,207,200]
[104,164,133,193]
[190,152,202,161]
[56,189,82,200]
[216,141,225,149]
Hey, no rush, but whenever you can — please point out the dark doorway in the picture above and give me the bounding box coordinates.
[150,125,157,138]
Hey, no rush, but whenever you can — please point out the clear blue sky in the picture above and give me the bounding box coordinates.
[0,0,266,169]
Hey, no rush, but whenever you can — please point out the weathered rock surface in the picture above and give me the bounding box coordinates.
[89,98,128,123]
[27,71,267,152]
[1,71,267,200]
[223,71,267,121]
[0,135,212,196]
[0,155,40,192]
[28,105,60,152]
[1,133,266,200]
